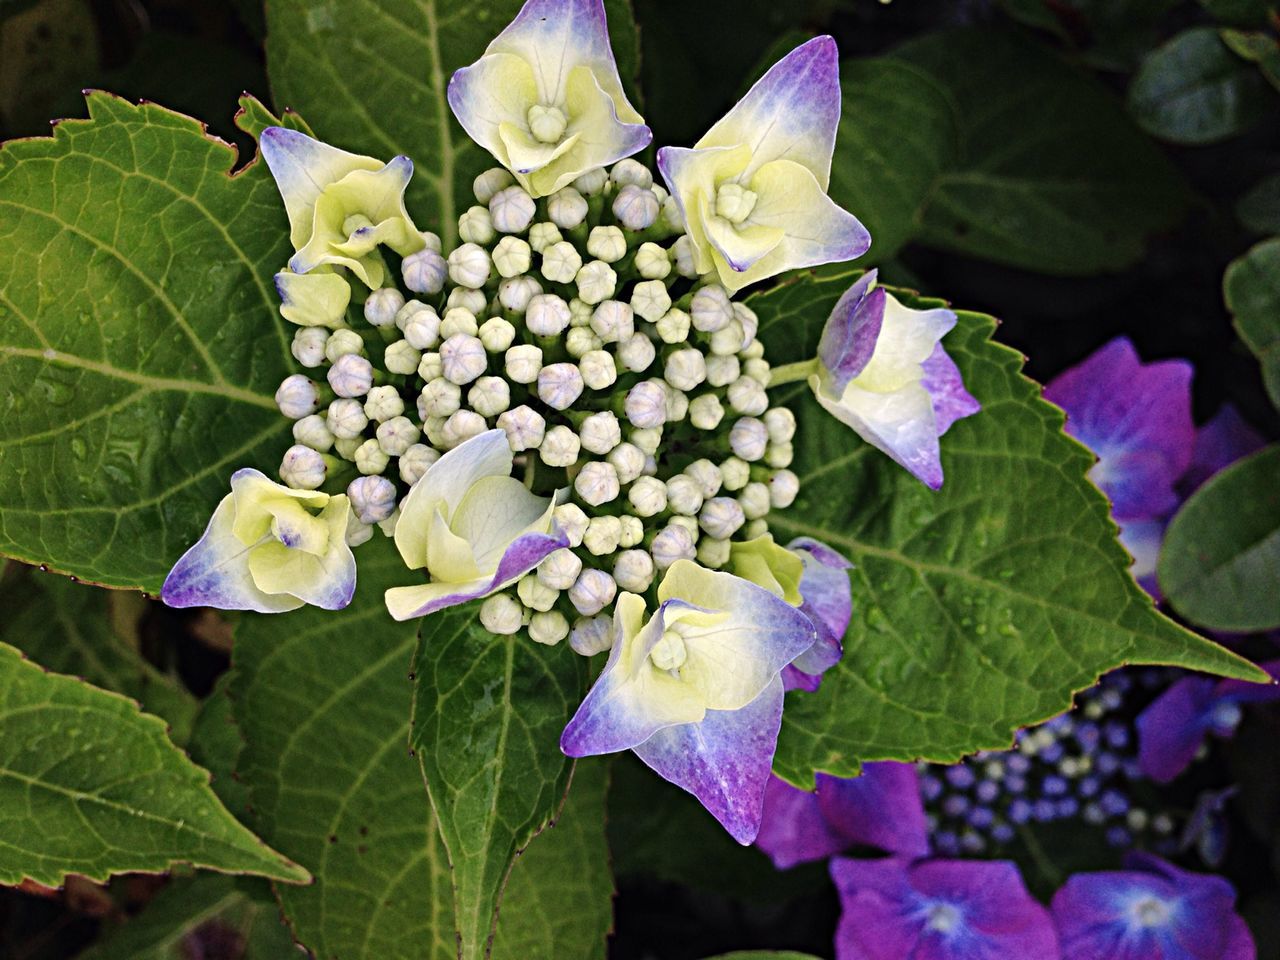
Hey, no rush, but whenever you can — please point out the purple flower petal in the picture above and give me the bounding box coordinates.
[817,271,885,394]
[755,775,848,869]
[1181,403,1266,494]
[817,763,929,859]
[786,537,852,683]
[921,344,981,435]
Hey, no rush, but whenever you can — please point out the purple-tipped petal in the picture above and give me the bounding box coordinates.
[921,344,981,435]
[1182,403,1266,494]
[817,271,885,394]
[817,763,929,858]
[787,537,852,681]
[755,775,848,869]
[632,676,785,845]
[260,126,380,250]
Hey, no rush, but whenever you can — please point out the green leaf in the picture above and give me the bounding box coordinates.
[997,0,1179,71]
[866,29,1189,274]
[0,92,293,591]
[746,271,1265,786]
[409,604,587,960]
[1199,0,1279,28]
[1127,27,1272,144]
[491,761,613,960]
[1236,173,1280,235]
[263,0,639,248]
[230,536,456,960]
[74,874,294,960]
[1224,237,1280,409]
[187,673,251,817]
[1159,445,1280,632]
[1220,28,1280,91]
[0,641,308,886]
[0,571,197,741]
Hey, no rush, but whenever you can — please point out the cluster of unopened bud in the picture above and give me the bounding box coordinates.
[273,158,802,652]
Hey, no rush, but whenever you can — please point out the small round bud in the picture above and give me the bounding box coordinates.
[459,205,495,245]
[497,404,546,452]
[447,243,491,288]
[739,481,771,520]
[347,475,398,524]
[401,306,442,350]
[364,288,405,328]
[480,593,523,635]
[618,515,644,548]
[324,329,364,364]
[354,438,390,475]
[418,349,443,381]
[292,327,328,367]
[765,442,794,469]
[440,334,487,385]
[686,459,723,499]
[630,279,671,324]
[661,194,684,232]
[714,182,758,223]
[537,363,584,410]
[527,103,568,143]
[579,349,618,390]
[394,298,426,330]
[630,427,663,456]
[528,610,570,646]
[583,516,623,557]
[540,425,581,467]
[669,515,699,538]
[612,184,659,230]
[554,502,590,547]
[279,444,326,489]
[587,226,627,263]
[666,474,704,516]
[634,242,672,280]
[691,285,734,333]
[448,287,488,315]
[655,309,691,345]
[576,260,617,304]
[624,380,668,428]
[479,317,516,352]
[743,519,769,541]
[705,354,740,387]
[672,235,698,277]
[473,167,515,204]
[741,339,765,360]
[697,536,732,569]
[526,293,572,336]
[422,416,448,448]
[575,461,620,506]
[769,469,800,508]
[276,375,320,419]
[628,476,667,516]
[538,548,583,591]
[402,248,448,293]
[493,235,533,278]
[504,344,543,383]
[376,416,420,456]
[528,221,563,253]
[442,409,487,448]
[293,413,335,452]
[468,376,511,417]
[419,377,462,418]
[384,339,422,376]
[710,319,747,357]
[489,185,536,234]
[518,574,560,612]
[610,159,653,188]
[728,376,768,416]
[590,300,634,345]
[744,357,772,384]
[607,442,646,484]
[569,615,613,656]
[569,568,617,615]
[399,443,440,485]
[699,496,745,539]
[734,303,759,348]
[327,354,373,398]
[664,348,707,391]
[498,276,542,313]
[333,436,363,460]
[688,393,724,430]
[565,327,602,358]
[441,308,479,339]
[541,240,583,284]
[580,411,622,455]
[613,549,654,592]
[573,167,608,195]
[616,332,656,373]
[651,524,696,570]
[764,407,797,444]
[730,417,769,461]
[326,397,368,439]
[569,298,593,327]
[547,186,588,228]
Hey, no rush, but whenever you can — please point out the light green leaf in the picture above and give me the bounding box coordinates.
[1220,28,1280,92]
[0,641,308,886]
[1224,237,1280,409]
[0,92,293,591]
[860,29,1189,275]
[409,604,587,960]
[1159,445,1280,632]
[264,0,640,248]
[746,272,1264,786]
[1236,173,1280,235]
[1127,27,1272,144]
[74,874,294,960]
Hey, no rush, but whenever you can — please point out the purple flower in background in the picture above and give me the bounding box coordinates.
[1052,852,1255,960]
[1180,404,1266,495]
[1136,661,1280,782]
[782,537,852,691]
[831,857,1059,960]
[755,763,928,868]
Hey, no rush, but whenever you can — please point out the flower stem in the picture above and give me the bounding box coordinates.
[767,358,819,387]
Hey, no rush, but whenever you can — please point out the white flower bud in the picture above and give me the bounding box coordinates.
[402,248,448,294]
[528,610,570,646]
[624,379,668,428]
[493,235,533,278]
[527,222,562,254]
[705,354,740,387]
[417,351,443,381]
[697,536,731,569]
[651,524,696,570]
[576,260,617,304]
[526,293,572,336]
[291,327,328,368]
[527,102,568,142]
[504,344,543,383]
[326,354,372,398]
[381,340,420,376]
[739,518,766,541]
[364,288,405,328]
[607,442,646,485]
[699,496,745,539]
[616,333,656,372]
[440,334,487,385]
[569,568,617,615]
[548,186,588,228]
[764,407,797,444]
[669,514,700,538]
[278,444,326,489]
[634,242,672,280]
[663,348,706,391]
[685,459,722,499]
[688,394,724,430]
[586,226,626,264]
[354,438,389,475]
[734,303,759,347]
[666,384,689,422]
[489,185,536,234]
[765,442,793,469]
[480,592,523,635]
[347,475,398,524]
[691,285,734,333]
[728,376,768,416]
[540,240,583,284]
[440,308,479,340]
[498,275,542,313]
[333,435,363,460]
[537,363,584,410]
[422,416,448,448]
[276,374,320,418]
[629,426,663,456]
[628,279,670,324]
[589,300,633,344]
[496,404,546,452]
[419,377,462,418]
[540,425,581,467]
[448,242,491,288]
[661,194,684,232]
[478,317,516,352]
[730,417,769,461]
[575,350,615,391]
[610,158,653,188]
[554,503,590,549]
[618,515,644,548]
[579,411,622,455]
[518,574,560,612]
[575,461,620,506]
[474,167,515,204]
[448,287,488,315]
[401,307,441,350]
[468,376,511,417]
[628,475,667,516]
[741,338,765,360]
[442,409,487,448]
[655,309,691,345]
[743,357,771,384]
[740,481,771,520]
[569,297,594,327]
[293,413,335,452]
[376,415,420,456]
[459,205,495,245]
[574,166,608,195]
[769,469,800,508]
[569,615,613,656]
[563,327,599,359]
[612,549,654,592]
[612,184,659,230]
[672,235,698,277]
[710,319,747,357]
[399,443,440,485]
[394,298,426,330]
[665,474,704,516]
[583,516,623,557]
[538,548,583,591]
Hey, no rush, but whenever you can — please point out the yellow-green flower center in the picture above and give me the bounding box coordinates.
[715,182,757,224]
[650,628,688,671]
[527,104,568,144]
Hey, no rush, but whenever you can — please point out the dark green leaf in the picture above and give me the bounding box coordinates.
[998,0,1179,70]
[1159,445,1280,632]
[1220,27,1280,91]
[187,673,251,818]
[1224,237,1280,409]
[1236,173,1280,235]
[1199,0,1278,27]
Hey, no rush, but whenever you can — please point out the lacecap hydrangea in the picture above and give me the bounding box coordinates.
[160,0,979,843]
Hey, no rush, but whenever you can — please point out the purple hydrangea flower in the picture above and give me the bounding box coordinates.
[782,537,852,691]
[1180,404,1266,495]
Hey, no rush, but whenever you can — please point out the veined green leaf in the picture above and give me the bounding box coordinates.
[1224,237,1280,410]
